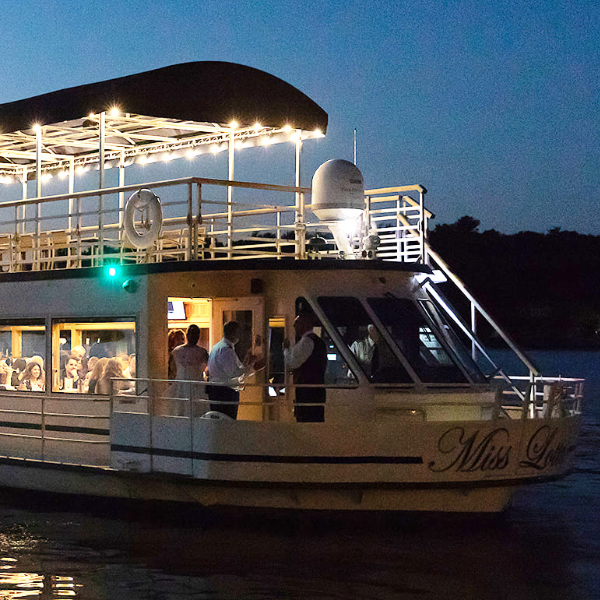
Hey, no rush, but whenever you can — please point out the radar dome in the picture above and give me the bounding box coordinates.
[311,159,365,221]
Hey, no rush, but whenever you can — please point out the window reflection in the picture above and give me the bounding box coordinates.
[317,296,412,383]
[368,297,472,383]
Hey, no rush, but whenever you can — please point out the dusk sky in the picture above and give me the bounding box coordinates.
[1,0,598,234]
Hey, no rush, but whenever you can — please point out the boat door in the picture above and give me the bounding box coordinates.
[211,297,265,421]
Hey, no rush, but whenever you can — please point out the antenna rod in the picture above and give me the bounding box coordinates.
[353,128,357,165]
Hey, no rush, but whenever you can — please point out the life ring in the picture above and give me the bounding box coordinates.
[124,189,163,249]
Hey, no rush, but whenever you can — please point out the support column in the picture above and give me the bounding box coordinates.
[68,157,75,232]
[118,149,125,239]
[98,112,105,264]
[20,167,27,235]
[227,129,235,258]
[35,128,42,268]
[294,131,305,260]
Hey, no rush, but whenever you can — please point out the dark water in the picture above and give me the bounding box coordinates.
[0,351,598,600]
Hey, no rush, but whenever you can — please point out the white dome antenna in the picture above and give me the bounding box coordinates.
[311,160,365,259]
[311,159,365,222]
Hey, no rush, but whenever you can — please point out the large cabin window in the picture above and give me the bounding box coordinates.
[0,320,46,392]
[317,297,412,383]
[367,297,470,384]
[51,319,136,394]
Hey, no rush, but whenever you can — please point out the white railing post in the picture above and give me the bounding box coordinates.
[295,191,306,259]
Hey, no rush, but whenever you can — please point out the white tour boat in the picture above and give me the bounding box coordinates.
[0,62,583,513]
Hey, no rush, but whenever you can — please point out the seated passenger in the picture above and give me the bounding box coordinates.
[71,345,87,377]
[19,362,45,392]
[11,358,27,388]
[96,357,131,395]
[118,353,131,378]
[0,360,12,389]
[30,355,45,371]
[349,325,380,378]
[60,356,80,391]
[87,357,108,394]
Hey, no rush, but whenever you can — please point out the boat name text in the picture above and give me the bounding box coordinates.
[428,427,512,473]
[519,425,570,470]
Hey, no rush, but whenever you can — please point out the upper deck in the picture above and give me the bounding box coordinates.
[0,62,429,272]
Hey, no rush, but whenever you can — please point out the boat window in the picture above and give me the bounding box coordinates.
[51,319,136,394]
[0,320,46,392]
[317,297,413,383]
[294,298,357,385]
[417,299,486,383]
[367,297,469,383]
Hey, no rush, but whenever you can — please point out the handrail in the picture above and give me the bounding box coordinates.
[425,243,540,377]
[0,176,429,271]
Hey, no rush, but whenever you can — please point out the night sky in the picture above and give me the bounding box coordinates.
[0,0,598,234]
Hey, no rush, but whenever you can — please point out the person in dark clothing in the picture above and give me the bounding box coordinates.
[283,312,327,422]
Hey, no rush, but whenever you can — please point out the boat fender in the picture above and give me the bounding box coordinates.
[124,189,163,249]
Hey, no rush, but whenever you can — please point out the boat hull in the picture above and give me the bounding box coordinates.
[0,457,519,513]
[0,412,580,513]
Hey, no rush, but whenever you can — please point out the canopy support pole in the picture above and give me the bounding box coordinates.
[20,167,27,235]
[227,129,234,259]
[68,157,75,232]
[98,112,105,264]
[118,149,125,239]
[294,131,305,259]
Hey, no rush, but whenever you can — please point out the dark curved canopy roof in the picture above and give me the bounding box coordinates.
[0,62,328,134]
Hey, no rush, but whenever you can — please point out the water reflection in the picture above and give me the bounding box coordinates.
[0,569,77,598]
[0,493,593,600]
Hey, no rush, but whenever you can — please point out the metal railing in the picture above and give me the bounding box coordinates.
[495,375,584,419]
[0,177,429,272]
[109,376,584,422]
[0,392,110,466]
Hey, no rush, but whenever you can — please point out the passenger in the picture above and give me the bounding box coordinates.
[11,358,27,387]
[118,353,131,378]
[0,360,12,389]
[283,311,327,423]
[207,321,259,420]
[19,362,45,392]
[168,329,185,379]
[71,345,88,377]
[60,356,80,391]
[171,325,209,406]
[87,357,108,394]
[82,356,98,393]
[128,354,136,378]
[349,324,380,378]
[71,345,86,362]
[96,357,130,395]
[30,355,45,371]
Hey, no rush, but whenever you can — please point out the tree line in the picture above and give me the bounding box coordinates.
[429,216,600,349]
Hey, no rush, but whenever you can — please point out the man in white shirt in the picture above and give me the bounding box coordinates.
[207,321,254,419]
[283,312,327,422]
[349,324,379,378]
